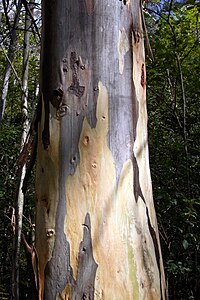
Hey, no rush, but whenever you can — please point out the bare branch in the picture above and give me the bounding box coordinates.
[22,0,41,41]
[2,0,11,35]
[167,0,173,22]
[0,44,22,85]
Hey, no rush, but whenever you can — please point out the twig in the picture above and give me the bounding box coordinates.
[0,43,22,86]
[167,0,173,22]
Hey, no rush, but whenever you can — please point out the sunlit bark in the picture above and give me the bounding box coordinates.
[36,1,167,299]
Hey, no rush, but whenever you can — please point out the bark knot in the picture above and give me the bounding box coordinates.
[68,52,85,98]
[46,229,55,237]
[133,30,141,44]
[51,88,63,109]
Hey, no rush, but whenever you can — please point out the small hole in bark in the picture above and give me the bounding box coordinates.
[102,116,106,120]
[41,168,44,173]
[47,208,50,214]
[71,156,77,164]
[83,136,89,145]
[76,111,80,116]
[82,247,86,252]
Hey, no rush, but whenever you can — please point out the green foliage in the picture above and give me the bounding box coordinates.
[147,1,200,299]
[0,123,21,297]
[0,3,40,298]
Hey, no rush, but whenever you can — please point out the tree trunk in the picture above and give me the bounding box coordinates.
[12,4,32,299]
[36,1,167,299]
[0,0,22,125]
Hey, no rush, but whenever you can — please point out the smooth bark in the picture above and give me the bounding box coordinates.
[12,4,32,299]
[36,1,167,299]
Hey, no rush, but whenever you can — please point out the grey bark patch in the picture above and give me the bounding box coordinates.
[68,83,85,98]
[44,234,73,300]
[73,213,98,300]
[146,207,163,300]
[132,153,145,203]
[42,92,50,150]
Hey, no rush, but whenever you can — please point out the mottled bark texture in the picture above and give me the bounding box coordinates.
[36,1,167,299]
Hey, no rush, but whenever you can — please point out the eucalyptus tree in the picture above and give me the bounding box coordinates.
[33,0,167,299]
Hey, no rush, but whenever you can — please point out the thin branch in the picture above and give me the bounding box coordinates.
[0,31,13,44]
[0,43,22,87]
[22,0,41,41]
[145,7,177,50]
[167,0,173,22]
[2,0,11,35]
[141,0,154,61]
[180,39,199,63]
[23,214,35,228]
[166,69,182,130]
[21,233,32,253]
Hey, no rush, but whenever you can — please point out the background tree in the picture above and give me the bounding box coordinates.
[0,0,22,124]
[0,1,40,298]
[12,2,35,298]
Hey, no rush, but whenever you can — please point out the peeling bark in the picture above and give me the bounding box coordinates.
[36,1,167,299]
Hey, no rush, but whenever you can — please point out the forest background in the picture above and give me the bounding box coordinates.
[0,0,199,299]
